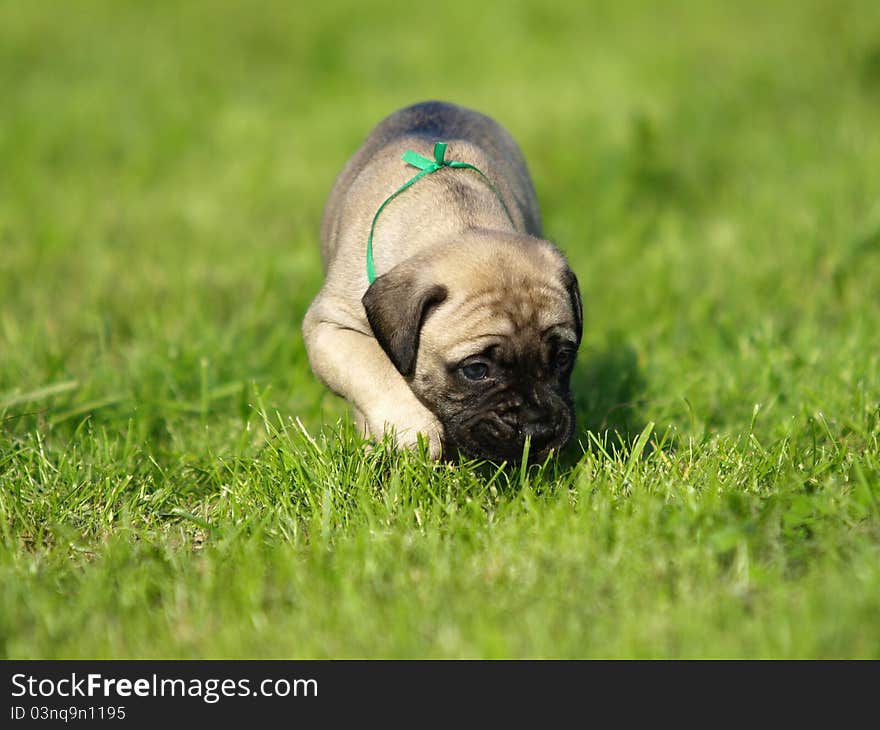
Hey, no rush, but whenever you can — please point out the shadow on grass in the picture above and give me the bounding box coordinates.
[566,336,648,461]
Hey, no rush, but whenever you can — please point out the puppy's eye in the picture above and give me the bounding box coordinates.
[460,362,489,381]
[555,348,575,370]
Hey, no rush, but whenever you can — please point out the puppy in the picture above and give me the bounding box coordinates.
[303,101,582,462]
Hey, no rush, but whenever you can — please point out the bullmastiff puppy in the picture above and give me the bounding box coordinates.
[303,101,582,462]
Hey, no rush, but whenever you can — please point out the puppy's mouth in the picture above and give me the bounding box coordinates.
[446,409,574,464]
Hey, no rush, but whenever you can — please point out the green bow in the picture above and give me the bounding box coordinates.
[366,141,515,284]
[401,141,452,175]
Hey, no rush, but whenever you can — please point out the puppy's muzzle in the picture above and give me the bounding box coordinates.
[451,403,573,463]
[521,417,564,453]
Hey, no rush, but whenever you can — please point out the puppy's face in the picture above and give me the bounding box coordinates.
[363,235,582,462]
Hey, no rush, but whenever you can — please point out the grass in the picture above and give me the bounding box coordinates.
[1,0,879,658]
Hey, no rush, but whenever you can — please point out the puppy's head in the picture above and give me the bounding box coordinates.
[362,232,582,463]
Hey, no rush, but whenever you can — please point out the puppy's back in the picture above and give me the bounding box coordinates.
[320,101,542,265]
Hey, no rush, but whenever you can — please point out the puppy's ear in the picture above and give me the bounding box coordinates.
[362,267,448,377]
[562,267,583,344]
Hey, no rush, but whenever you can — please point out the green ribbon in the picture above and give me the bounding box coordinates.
[366,141,516,284]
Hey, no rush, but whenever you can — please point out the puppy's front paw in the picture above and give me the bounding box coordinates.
[363,402,444,459]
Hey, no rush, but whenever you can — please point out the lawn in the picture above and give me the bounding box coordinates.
[1,0,879,658]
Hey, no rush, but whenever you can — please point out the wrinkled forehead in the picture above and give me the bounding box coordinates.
[424,283,577,360]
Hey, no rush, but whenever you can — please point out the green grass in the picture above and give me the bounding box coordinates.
[2,0,880,658]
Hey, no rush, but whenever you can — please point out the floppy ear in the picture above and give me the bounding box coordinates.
[362,267,448,377]
[562,267,583,344]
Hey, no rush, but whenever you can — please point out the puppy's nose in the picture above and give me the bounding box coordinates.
[521,420,558,451]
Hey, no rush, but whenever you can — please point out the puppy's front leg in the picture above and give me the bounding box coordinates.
[303,307,444,458]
